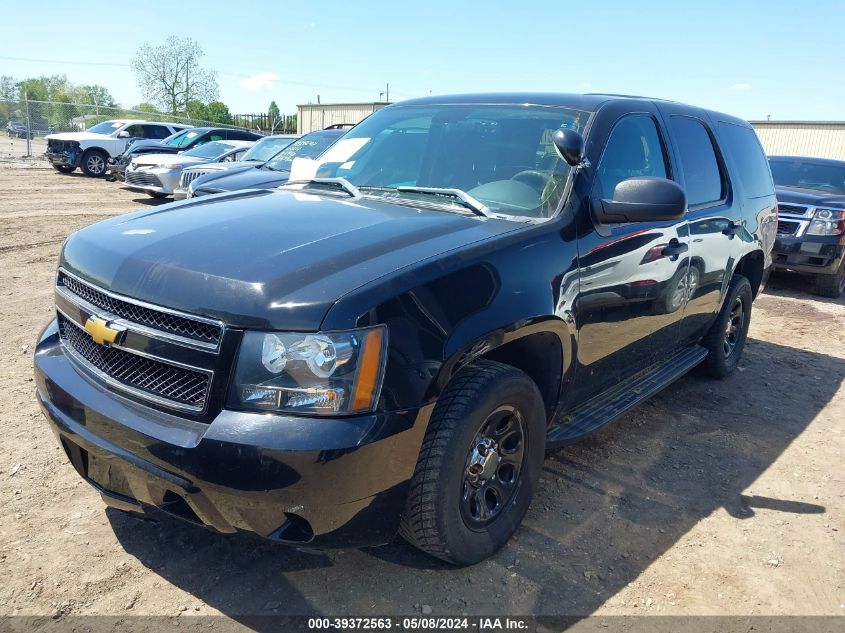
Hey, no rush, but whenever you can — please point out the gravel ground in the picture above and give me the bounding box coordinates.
[0,167,843,626]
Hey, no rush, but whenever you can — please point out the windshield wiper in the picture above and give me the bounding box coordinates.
[282,177,360,198]
[395,186,490,217]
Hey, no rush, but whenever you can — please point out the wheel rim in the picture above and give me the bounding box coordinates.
[460,405,526,530]
[87,154,104,174]
[723,296,745,357]
[669,268,697,311]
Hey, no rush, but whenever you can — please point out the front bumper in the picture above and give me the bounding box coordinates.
[124,167,181,195]
[34,320,429,547]
[173,188,190,200]
[772,234,845,275]
[46,149,81,168]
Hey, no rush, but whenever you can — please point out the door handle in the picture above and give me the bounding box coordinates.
[723,221,743,237]
[662,242,689,258]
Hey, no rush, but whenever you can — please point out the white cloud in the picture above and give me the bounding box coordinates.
[239,72,279,92]
[732,82,752,91]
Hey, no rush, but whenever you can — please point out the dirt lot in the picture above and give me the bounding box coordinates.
[0,167,843,624]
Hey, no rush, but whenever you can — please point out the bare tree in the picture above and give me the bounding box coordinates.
[131,37,219,115]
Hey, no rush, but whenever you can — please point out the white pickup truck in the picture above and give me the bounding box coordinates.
[45,120,190,177]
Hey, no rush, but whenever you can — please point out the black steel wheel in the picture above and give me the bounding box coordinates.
[700,274,752,378]
[460,405,526,529]
[400,360,545,566]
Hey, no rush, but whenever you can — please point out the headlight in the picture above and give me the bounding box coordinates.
[806,208,845,236]
[228,326,387,415]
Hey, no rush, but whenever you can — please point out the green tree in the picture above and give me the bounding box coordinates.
[268,100,280,126]
[205,100,232,125]
[131,37,219,115]
[185,99,209,121]
[133,102,160,115]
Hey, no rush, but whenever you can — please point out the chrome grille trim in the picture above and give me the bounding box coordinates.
[57,310,212,413]
[179,170,209,189]
[57,268,223,350]
[125,171,163,188]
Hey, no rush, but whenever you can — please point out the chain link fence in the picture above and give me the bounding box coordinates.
[0,99,296,163]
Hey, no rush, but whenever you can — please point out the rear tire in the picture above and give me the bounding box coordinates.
[80,149,108,177]
[699,274,752,378]
[400,360,545,566]
[52,164,75,174]
[813,262,845,298]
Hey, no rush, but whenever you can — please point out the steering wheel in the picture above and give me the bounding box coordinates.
[511,170,549,193]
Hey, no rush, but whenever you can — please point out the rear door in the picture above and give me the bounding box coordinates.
[656,104,744,344]
[572,103,691,401]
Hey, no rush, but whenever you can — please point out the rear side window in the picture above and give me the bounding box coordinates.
[143,125,170,140]
[669,117,724,206]
[717,122,773,199]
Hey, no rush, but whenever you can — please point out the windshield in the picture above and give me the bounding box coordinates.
[183,141,234,159]
[770,159,845,195]
[289,104,591,219]
[87,121,124,135]
[164,130,201,148]
[242,136,298,162]
[264,131,343,172]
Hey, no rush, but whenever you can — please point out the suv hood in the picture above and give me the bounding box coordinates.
[132,153,205,167]
[196,165,288,192]
[46,131,113,142]
[775,186,845,208]
[60,189,517,330]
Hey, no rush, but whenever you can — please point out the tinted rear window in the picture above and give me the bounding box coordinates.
[669,117,724,206]
[717,122,773,199]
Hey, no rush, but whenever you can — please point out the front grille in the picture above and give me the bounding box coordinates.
[58,271,222,346]
[125,171,162,188]
[179,170,209,189]
[778,203,810,216]
[777,220,800,236]
[58,314,211,410]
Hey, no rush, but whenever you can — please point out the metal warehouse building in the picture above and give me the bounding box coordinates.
[297,102,390,134]
[751,121,845,160]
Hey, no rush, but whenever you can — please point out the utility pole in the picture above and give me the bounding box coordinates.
[386,83,389,103]
[24,89,31,158]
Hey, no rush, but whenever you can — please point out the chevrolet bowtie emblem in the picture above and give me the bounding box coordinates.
[84,316,125,346]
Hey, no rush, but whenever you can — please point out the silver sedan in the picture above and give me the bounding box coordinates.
[124,140,255,198]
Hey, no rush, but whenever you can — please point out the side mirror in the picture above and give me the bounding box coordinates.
[552,128,586,166]
[117,130,130,138]
[596,177,687,223]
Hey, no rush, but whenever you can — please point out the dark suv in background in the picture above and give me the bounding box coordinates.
[35,93,775,566]
[769,156,845,297]
[106,127,264,180]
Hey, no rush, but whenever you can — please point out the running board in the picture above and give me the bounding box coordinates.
[547,345,708,447]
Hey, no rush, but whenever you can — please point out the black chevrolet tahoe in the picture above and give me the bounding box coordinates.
[768,156,845,297]
[34,93,777,565]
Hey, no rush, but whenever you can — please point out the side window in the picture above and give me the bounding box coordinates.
[123,124,145,137]
[143,125,170,140]
[596,115,668,199]
[669,117,725,207]
[716,122,774,199]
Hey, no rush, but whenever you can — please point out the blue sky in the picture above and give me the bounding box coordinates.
[1,0,842,120]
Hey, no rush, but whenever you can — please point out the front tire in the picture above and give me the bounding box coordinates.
[146,191,170,199]
[400,360,545,566]
[814,260,845,298]
[699,274,752,378]
[80,149,108,177]
[52,164,75,174]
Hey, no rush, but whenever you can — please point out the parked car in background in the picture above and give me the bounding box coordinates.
[36,93,776,565]
[174,134,299,199]
[6,121,30,138]
[188,127,345,197]
[769,156,845,297]
[107,126,263,181]
[124,140,255,198]
[45,120,191,177]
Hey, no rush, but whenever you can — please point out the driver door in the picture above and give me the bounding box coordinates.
[572,108,690,402]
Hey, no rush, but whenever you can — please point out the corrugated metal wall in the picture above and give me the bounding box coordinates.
[297,103,389,134]
[751,122,845,160]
